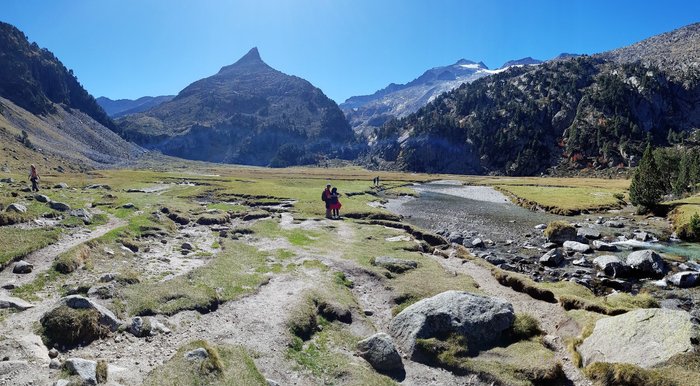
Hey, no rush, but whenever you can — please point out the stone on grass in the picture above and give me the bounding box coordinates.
[372,256,418,273]
[593,255,627,277]
[667,271,700,288]
[356,333,403,373]
[626,250,666,277]
[49,201,71,211]
[70,208,93,224]
[388,291,514,359]
[0,295,34,310]
[563,241,591,253]
[578,308,698,368]
[6,203,27,213]
[185,348,208,361]
[539,248,565,267]
[54,182,68,189]
[65,358,97,385]
[12,260,33,274]
[34,194,50,203]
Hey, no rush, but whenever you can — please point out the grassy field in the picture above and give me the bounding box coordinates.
[0,227,61,268]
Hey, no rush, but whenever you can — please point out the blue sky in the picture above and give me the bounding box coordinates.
[3,0,698,103]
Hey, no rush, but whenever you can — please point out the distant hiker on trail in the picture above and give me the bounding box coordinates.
[329,187,342,219]
[29,164,39,192]
[322,184,332,218]
[373,176,380,187]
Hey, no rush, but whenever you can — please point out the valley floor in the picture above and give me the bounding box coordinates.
[0,166,697,386]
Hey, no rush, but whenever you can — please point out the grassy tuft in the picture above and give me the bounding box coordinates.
[584,362,675,386]
[40,306,110,348]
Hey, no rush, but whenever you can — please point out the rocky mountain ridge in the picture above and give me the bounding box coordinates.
[96,95,175,118]
[117,48,357,167]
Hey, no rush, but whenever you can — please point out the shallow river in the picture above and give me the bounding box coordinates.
[385,182,700,260]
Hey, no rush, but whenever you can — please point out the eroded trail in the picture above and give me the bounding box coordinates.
[434,253,592,386]
[0,214,126,288]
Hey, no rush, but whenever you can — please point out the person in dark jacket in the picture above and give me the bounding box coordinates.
[322,184,332,218]
[329,187,342,219]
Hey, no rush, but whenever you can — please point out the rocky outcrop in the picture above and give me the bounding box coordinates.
[578,308,698,368]
[388,291,514,358]
[356,333,403,373]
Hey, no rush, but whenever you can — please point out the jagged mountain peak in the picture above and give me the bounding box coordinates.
[218,47,270,74]
[500,57,543,69]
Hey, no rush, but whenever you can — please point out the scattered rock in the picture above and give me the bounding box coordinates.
[181,242,194,251]
[150,319,171,334]
[634,231,652,241]
[49,358,61,369]
[70,208,93,223]
[626,249,666,277]
[577,227,601,240]
[541,242,557,250]
[593,255,627,277]
[87,284,115,299]
[53,182,68,189]
[34,194,50,203]
[48,348,59,359]
[539,248,565,267]
[667,271,700,288]
[534,223,547,230]
[591,240,618,252]
[6,203,27,213]
[99,273,116,282]
[388,291,514,359]
[0,177,14,183]
[447,232,464,245]
[49,201,71,212]
[0,295,34,310]
[471,238,484,248]
[122,203,135,209]
[85,184,111,190]
[185,348,208,361]
[65,358,97,385]
[357,333,404,373]
[604,221,624,228]
[12,260,33,274]
[578,308,698,368]
[372,256,418,273]
[54,380,70,386]
[563,240,591,253]
[129,316,152,337]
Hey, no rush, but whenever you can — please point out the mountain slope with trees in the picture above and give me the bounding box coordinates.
[367,23,700,175]
[117,48,358,167]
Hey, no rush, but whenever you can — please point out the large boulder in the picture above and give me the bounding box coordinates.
[563,240,591,253]
[667,271,700,288]
[593,255,627,277]
[356,333,403,373]
[544,221,577,244]
[626,250,666,277]
[372,256,418,273]
[578,309,698,368]
[388,291,514,358]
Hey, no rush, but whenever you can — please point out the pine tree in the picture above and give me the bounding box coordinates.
[674,150,690,196]
[629,143,665,210]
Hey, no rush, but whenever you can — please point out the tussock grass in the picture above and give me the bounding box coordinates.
[143,340,267,386]
[40,306,110,348]
[54,245,91,274]
[496,185,626,215]
[584,362,675,386]
[0,227,61,268]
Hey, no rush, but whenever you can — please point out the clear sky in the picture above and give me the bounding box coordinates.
[3,0,698,103]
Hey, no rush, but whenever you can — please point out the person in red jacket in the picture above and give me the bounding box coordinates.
[29,164,39,192]
[329,187,342,219]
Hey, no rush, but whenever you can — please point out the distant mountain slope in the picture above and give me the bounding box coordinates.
[0,22,143,171]
[0,21,113,129]
[369,39,700,175]
[340,58,544,137]
[117,48,357,167]
[97,95,175,118]
[599,22,700,75]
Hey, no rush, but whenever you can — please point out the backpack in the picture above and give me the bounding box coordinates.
[321,190,327,202]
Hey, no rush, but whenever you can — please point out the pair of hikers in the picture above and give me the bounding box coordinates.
[322,184,342,219]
